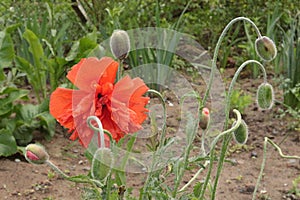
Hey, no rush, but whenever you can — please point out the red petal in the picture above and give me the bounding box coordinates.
[66,57,118,92]
[111,75,149,133]
[98,106,124,142]
[50,88,74,130]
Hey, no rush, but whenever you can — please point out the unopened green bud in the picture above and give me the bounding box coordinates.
[256,82,274,110]
[91,148,114,181]
[255,36,277,61]
[110,30,130,60]
[25,144,49,165]
[232,119,248,145]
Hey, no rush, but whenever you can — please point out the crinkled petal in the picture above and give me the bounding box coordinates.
[111,75,149,133]
[97,106,124,142]
[50,88,74,130]
[67,57,119,92]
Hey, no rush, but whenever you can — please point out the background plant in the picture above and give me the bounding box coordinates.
[0,0,299,198]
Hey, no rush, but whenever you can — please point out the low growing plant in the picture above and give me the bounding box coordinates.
[23,17,300,200]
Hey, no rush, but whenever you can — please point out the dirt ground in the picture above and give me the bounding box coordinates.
[0,68,299,200]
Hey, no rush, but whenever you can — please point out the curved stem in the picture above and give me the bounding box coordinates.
[210,109,242,150]
[252,137,300,199]
[146,89,167,149]
[179,160,209,192]
[203,17,262,105]
[46,160,70,179]
[141,89,167,196]
[87,116,106,148]
[211,60,267,200]
[225,60,267,121]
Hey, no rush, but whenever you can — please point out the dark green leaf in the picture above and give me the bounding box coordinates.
[0,129,17,157]
[0,30,15,68]
[37,112,55,140]
[0,87,29,106]
[15,104,39,123]
[13,124,34,146]
[23,29,44,69]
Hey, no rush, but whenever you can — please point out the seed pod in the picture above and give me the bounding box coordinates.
[255,36,277,62]
[232,119,248,145]
[25,144,49,165]
[110,30,130,60]
[199,107,210,130]
[256,82,274,110]
[91,148,114,181]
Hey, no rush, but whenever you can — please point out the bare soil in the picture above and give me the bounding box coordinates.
[0,68,299,200]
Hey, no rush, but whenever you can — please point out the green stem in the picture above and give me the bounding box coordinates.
[87,116,105,148]
[46,160,69,179]
[252,137,300,200]
[116,59,123,82]
[225,60,267,121]
[179,161,209,192]
[141,89,167,198]
[203,17,262,106]
[199,148,216,199]
[46,160,102,191]
[211,60,267,200]
[199,109,241,199]
[210,109,242,149]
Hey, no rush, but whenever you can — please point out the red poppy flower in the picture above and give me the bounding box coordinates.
[50,57,149,148]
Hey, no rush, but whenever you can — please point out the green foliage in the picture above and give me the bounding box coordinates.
[230,89,252,114]
[290,176,300,197]
[0,82,55,156]
[0,129,17,157]
[281,14,300,109]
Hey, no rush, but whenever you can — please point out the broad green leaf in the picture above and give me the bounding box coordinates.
[23,29,44,69]
[0,103,13,116]
[13,124,34,146]
[0,70,5,81]
[0,129,17,157]
[37,112,55,140]
[65,40,80,61]
[87,44,105,58]
[0,30,15,68]
[0,87,29,106]
[15,56,34,72]
[65,31,98,62]
[15,104,39,123]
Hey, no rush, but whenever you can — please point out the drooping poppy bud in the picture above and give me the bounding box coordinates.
[255,36,277,62]
[25,144,49,165]
[110,30,130,60]
[199,107,210,130]
[256,82,274,110]
[232,119,248,145]
[91,148,114,181]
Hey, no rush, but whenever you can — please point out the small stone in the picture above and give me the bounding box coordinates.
[14,158,21,163]
[168,101,174,107]
[260,189,267,194]
[73,149,79,153]
[78,160,84,165]
[83,167,91,171]
[251,151,258,158]
[272,129,278,135]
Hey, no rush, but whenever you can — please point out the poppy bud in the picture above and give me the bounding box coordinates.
[91,148,114,181]
[256,82,274,110]
[199,107,210,129]
[25,144,49,165]
[255,36,277,62]
[232,119,248,145]
[110,30,130,60]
